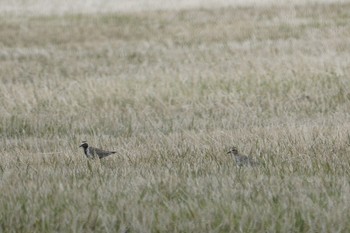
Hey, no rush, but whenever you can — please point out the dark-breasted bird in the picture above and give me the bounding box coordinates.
[79,141,116,159]
[227,146,259,167]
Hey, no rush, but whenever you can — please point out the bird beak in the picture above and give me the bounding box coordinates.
[79,144,83,148]
[227,151,231,154]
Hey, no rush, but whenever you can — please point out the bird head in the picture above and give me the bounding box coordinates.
[227,146,239,156]
[79,141,88,149]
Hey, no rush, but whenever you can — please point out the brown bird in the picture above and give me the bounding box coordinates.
[79,141,116,159]
[227,146,259,167]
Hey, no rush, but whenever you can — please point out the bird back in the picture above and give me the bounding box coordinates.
[89,147,116,159]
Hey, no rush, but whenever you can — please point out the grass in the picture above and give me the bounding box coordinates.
[1,2,350,232]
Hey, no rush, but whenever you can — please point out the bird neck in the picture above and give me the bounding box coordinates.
[83,147,88,156]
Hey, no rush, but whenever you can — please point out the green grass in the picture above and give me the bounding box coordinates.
[1,3,350,232]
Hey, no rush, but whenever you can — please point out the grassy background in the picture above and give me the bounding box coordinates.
[1,2,350,232]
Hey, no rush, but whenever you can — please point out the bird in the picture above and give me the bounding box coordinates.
[79,141,116,159]
[227,146,259,167]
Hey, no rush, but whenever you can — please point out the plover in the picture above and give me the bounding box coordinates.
[79,141,116,159]
[227,146,259,167]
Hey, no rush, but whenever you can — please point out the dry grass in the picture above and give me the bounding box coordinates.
[1,0,347,15]
[1,2,350,232]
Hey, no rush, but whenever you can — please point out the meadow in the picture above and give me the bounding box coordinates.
[1,2,350,232]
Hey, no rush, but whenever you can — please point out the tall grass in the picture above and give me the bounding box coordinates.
[1,3,350,232]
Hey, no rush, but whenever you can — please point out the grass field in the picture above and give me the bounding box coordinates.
[1,2,350,232]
